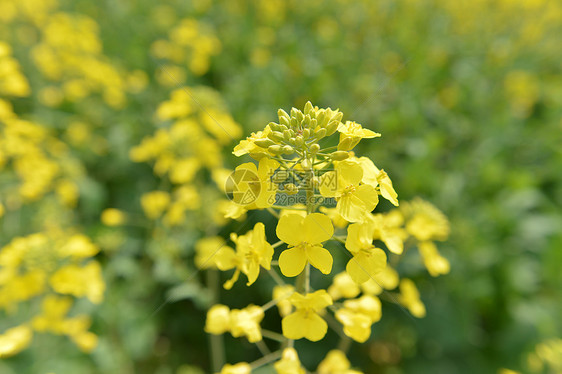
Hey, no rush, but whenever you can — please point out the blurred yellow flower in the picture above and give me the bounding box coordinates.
[282,290,332,341]
[101,208,127,226]
[274,347,305,374]
[398,279,426,318]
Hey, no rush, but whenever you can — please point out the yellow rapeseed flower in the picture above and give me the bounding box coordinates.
[398,279,426,318]
[337,121,381,151]
[274,347,306,374]
[319,160,379,222]
[344,223,387,284]
[276,213,334,277]
[317,349,363,374]
[281,290,332,342]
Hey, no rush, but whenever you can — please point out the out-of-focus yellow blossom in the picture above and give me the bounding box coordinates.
[215,199,247,221]
[337,121,380,151]
[360,266,400,296]
[219,362,252,374]
[282,290,332,342]
[335,295,381,343]
[418,241,450,276]
[320,160,379,222]
[49,261,105,304]
[328,272,361,301]
[0,202,4,218]
[205,304,231,335]
[369,211,407,254]
[345,223,387,284]
[230,305,264,343]
[398,279,426,318]
[317,349,363,374]
[356,157,399,207]
[215,223,274,289]
[101,208,127,226]
[195,236,228,269]
[526,338,562,373]
[151,18,221,77]
[276,213,334,277]
[273,285,295,317]
[141,191,171,219]
[402,198,450,242]
[274,347,305,374]
[0,41,30,97]
[205,303,264,343]
[320,206,349,228]
[0,325,32,358]
[229,158,279,209]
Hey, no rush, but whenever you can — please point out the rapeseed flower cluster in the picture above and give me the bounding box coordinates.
[203,102,450,372]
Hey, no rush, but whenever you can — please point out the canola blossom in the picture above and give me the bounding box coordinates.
[202,102,450,372]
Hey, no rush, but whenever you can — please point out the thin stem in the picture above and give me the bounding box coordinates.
[271,240,284,249]
[206,270,225,372]
[250,350,282,369]
[268,268,286,286]
[256,339,271,356]
[266,207,280,218]
[337,335,352,354]
[261,329,287,342]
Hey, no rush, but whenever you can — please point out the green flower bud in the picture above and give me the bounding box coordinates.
[290,117,298,128]
[254,138,275,148]
[330,151,349,161]
[316,111,327,127]
[304,101,313,115]
[296,110,304,123]
[304,114,312,127]
[282,145,294,154]
[325,120,340,136]
[302,128,310,138]
[290,107,299,119]
[268,145,284,155]
[268,131,284,142]
[289,137,296,144]
[268,122,280,131]
[314,128,327,139]
[283,130,292,141]
[272,171,289,183]
[295,135,304,147]
[309,143,320,154]
[278,109,290,121]
[310,118,317,129]
[280,116,291,128]
[301,158,312,170]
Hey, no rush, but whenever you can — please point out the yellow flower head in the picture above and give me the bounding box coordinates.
[369,212,407,255]
[233,125,273,159]
[228,158,279,209]
[344,223,387,284]
[418,241,450,277]
[205,304,231,335]
[0,325,33,358]
[194,236,226,269]
[402,198,449,242]
[328,272,361,301]
[274,347,306,374]
[281,290,333,342]
[318,349,363,374]
[219,362,252,374]
[230,305,264,343]
[273,285,295,317]
[276,213,334,277]
[399,279,426,318]
[141,191,171,219]
[356,157,398,206]
[100,208,127,226]
[215,223,273,289]
[337,121,381,151]
[320,160,379,223]
[335,307,372,343]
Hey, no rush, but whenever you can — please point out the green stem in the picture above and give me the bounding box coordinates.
[206,270,225,372]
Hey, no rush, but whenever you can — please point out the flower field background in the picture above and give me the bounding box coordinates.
[1,0,561,373]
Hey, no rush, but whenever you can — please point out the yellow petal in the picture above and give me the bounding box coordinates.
[276,214,305,246]
[319,171,338,197]
[303,213,334,244]
[279,246,307,277]
[354,184,378,212]
[306,245,333,275]
[337,160,363,186]
[282,311,327,342]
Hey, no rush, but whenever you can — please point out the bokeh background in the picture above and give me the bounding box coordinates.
[1,0,561,373]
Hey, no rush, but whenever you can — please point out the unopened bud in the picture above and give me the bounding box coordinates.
[330,151,349,161]
[304,101,313,115]
[268,131,284,142]
[301,158,312,170]
[309,143,320,154]
[278,109,290,121]
[295,135,304,147]
[302,128,310,138]
[268,145,284,155]
[280,116,291,128]
[283,130,292,141]
[325,120,340,136]
[314,128,327,139]
[282,145,294,155]
[255,138,275,148]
